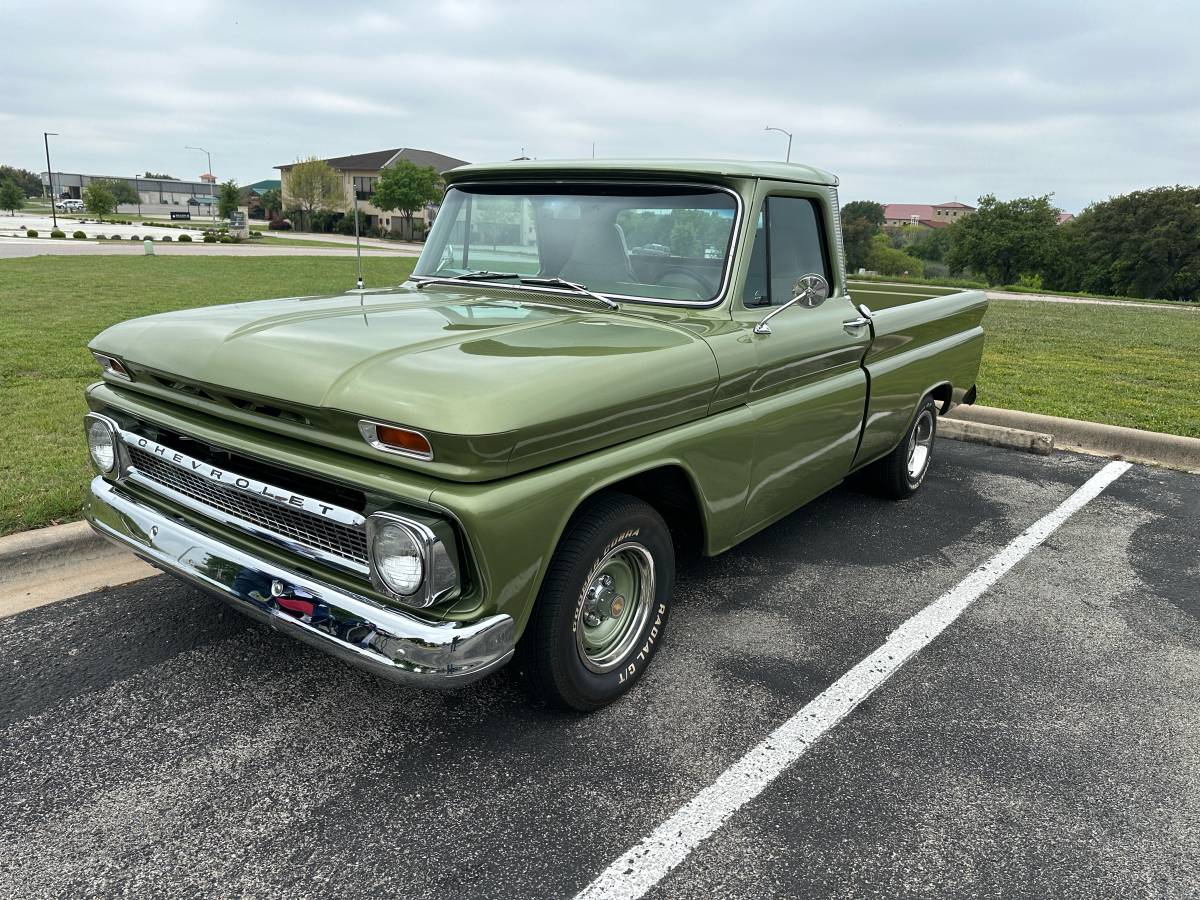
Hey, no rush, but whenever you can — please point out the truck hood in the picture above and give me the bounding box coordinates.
[90,285,721,480]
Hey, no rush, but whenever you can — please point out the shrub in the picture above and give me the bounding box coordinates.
[268,218,292,231]
[50,229,65,239]
[26,229,38,238]
[160,235,172,242]
[202,234,217,243]
[219,235,233,243]
[178,233,192,242]
[129,234,141,241]
[72,231,87,239]
[866,233,925,278]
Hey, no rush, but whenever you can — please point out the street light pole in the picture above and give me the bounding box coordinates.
[44,132,59,229]
[764,126,793,163]
[185,145,215,225]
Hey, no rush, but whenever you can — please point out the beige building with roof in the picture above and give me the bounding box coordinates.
[277,147,468,237]
[883,201,976,229]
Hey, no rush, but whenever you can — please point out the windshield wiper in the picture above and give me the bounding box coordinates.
[415,270,522,289]
[517,277,619,309]
[415,271,619,310]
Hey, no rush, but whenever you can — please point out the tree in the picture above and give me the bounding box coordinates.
[1047,185,1200,302]
[82,181,117,220]
[840,200,884,273]
[866,233,924,277]
[371,159,442,237]
[0,179,25,215]
[0,165,43,198]
[285,157,343,230]
[946,194,1059,285]
[95,178,139,208]
[218,179,241,220]
[907,225,954,263]
[143,171,177,180]
[259,187,282,219]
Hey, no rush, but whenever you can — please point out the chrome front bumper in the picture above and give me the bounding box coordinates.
[84,477,515,687]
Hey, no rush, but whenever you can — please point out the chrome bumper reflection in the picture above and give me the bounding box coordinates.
[84,477,514,687]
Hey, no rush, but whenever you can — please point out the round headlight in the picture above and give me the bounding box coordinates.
[371,522,424,596]
[86,418,117,472]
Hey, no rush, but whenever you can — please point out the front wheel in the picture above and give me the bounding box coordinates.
[864,396,938,499]
[518,492,674,712]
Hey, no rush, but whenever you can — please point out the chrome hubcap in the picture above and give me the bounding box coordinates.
[907,409,935,482]
[577,543,655,674]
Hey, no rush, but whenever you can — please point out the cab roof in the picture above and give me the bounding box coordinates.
[442,158,838,187]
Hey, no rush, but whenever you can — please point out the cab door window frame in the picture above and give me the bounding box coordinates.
[742,192,836,310]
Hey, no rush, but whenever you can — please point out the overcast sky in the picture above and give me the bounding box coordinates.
[3,1,1197,213]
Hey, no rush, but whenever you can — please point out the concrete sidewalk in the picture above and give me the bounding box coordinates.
[0,239,419,259]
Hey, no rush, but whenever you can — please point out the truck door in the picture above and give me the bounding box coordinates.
[732,193,871,536]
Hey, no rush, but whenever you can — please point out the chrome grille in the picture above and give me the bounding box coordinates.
[127,445,368,569]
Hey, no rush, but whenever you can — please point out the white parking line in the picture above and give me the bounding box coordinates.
[576,460,1133,900]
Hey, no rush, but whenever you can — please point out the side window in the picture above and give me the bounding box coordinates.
[744,197,831,307]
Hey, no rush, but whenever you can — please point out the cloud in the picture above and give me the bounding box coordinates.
[1,0,1197,212]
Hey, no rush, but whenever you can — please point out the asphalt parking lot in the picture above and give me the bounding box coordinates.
[2,441,1197,899]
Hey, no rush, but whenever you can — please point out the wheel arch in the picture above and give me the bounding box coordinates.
[853,380,952,472]
[571,461,709,560]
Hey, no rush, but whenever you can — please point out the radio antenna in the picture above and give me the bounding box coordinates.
[352,187,364,290]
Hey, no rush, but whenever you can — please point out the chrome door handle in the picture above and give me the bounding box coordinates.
[843,316,871,333]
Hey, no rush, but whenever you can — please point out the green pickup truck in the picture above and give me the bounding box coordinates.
[83,160,987,711]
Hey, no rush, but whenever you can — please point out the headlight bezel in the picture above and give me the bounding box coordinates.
[84,412,122,477]
[366,512,461,609]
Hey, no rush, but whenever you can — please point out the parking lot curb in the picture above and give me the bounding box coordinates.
[946,405,1200,473]
[939,418,1054,455]
[0,520,155,618]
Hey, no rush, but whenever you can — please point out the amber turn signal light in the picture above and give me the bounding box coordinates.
[358,420,433,460]
[92,351,131,380]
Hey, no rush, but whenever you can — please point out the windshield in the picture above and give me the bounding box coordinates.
[413,183,739,304]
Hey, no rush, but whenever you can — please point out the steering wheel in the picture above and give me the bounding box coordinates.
[654,266,712,295]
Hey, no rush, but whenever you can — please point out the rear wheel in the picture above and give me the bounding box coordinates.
[864,396,938,499]
[519,492,674,712]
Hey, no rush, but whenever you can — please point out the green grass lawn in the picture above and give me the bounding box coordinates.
[0,255,416,535]
[1,257,1196,535]
[250,235,397,250]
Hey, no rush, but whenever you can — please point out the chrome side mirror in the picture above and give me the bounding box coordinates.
[754,273,830,335]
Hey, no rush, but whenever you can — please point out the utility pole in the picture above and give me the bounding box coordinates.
[764,126,793,163]
[133,174,141,216]
[44,132,59,229]
[185,145,216,225]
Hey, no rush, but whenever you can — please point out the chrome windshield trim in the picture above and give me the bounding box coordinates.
[116,429,365,527]
[411,179,745,309]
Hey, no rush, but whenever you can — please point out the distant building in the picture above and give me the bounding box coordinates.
[883,201,976,229]
[40,171,218,208]
[276,147,468,237]
[1056,212,1075,225]
[243,179,282,219]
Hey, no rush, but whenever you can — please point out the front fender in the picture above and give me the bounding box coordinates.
[430,404,758,637]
